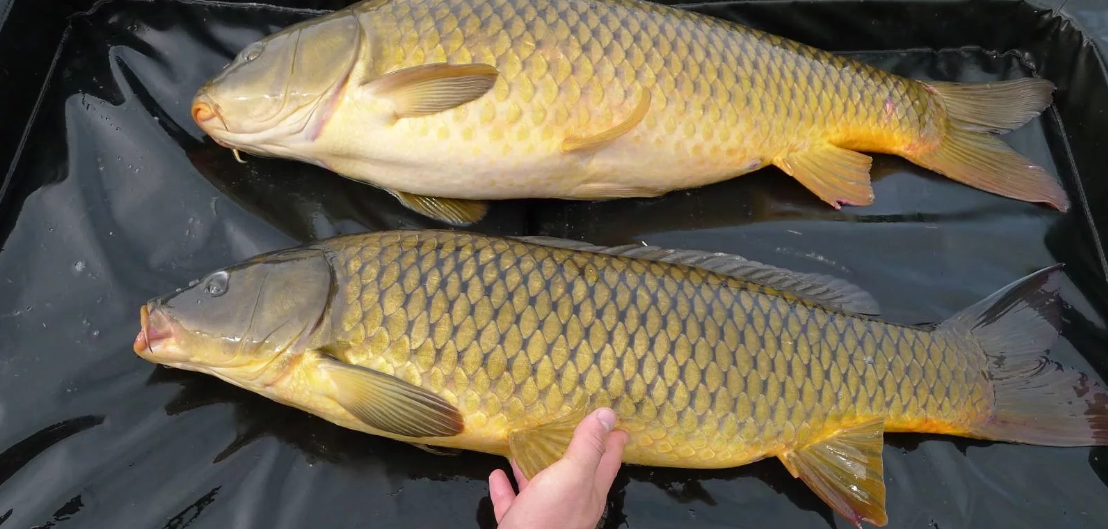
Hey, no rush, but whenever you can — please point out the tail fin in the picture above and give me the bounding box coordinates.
[906,78,1070,211]
[939,264,1108,446]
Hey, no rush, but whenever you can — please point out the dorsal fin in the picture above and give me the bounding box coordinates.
[512,236,880,316]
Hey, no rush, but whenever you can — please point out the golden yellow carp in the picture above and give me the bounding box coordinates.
[190,0,1069,224]
[134,230,1106,527]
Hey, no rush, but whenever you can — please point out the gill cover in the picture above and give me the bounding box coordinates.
[194,9,363,136]
[153,248,334,367]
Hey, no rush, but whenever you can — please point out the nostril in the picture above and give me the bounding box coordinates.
[192,101,215,123]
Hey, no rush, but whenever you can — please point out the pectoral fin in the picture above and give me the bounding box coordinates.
[507,402,591,479]
[389,190,489,225]
[778,417,888,527]
[317,357,464,438]
[775,145,875,208]
[366,63,499,119]
[562,89,652,153]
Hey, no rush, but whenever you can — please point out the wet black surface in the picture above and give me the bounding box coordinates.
[1,0,1107,528]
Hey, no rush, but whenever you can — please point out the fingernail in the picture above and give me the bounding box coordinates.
[596,408,616,432]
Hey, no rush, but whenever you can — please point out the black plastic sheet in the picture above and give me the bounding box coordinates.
[1,1,1107,527]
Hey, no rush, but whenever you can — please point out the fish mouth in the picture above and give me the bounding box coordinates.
[191,95,229,133]
[190,99,248,153]
[134,303,178,358]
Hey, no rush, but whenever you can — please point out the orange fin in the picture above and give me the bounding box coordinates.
[775,145,874,208]
[907,125,1068,211]
[562,89,651,153]
[366,63,499,119]
[779,417,887,528]
[507,401,591,479]
[939,264,1108,446]
[908,78,1069,211]
[387,189,488,225]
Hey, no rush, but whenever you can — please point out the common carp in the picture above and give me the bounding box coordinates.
[134,230,1106,527]
[190,0,1069,225]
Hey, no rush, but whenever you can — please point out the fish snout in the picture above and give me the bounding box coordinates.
[192,100,216,124]
[191,95,224,130]
[134,303,178,357]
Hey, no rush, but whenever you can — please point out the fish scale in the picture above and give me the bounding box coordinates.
[323,230,987,466]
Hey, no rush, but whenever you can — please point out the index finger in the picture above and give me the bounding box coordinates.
[509,459,531,489]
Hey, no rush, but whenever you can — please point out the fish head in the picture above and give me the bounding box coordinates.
[191,10,364,156]
[134,248,334,376]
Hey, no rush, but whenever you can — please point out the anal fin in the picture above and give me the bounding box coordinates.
[562,89,651,153]
[388,190,488,225]
[507,401,591,479]
[775,145,874,208]
[779,417,888,527]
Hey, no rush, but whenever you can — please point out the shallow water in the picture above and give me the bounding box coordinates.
[0,1,1107,528]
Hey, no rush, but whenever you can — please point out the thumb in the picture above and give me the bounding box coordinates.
[561,407,617,472]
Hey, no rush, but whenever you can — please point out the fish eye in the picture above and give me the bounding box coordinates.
[242,44,264,63]
[205,271,229,297]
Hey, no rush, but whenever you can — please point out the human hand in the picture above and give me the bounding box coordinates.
[488,407,630,529]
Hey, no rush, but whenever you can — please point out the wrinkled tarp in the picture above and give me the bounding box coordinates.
[0,1,1106,528]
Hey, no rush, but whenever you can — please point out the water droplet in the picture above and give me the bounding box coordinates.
[73,261,86,273]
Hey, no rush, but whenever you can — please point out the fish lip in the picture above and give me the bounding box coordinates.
[134,303,176,356]
[191,94,229,132]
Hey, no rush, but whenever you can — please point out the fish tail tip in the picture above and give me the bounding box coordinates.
[906,126,1069,210]
[942,265,1108,447]
[925,76,1056,131]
